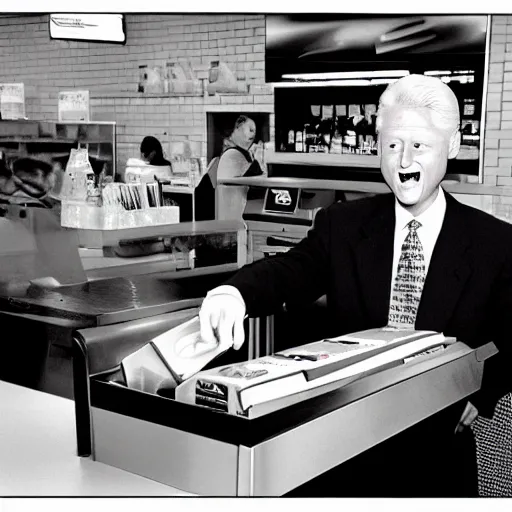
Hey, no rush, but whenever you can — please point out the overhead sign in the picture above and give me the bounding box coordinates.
[0,83,25,120]
[58,90,90,122]
[49,14,126,44]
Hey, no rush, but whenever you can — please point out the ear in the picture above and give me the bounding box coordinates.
[448,130,461,159]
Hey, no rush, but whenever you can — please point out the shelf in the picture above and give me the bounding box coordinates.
[90,91,203,99]
[162,185,195,195]
[218,176,389,194]
[0,138,111,144]
[266,150,479,172]
[84,259,238,282]
[266,150,380,169]
[76,219,246,249]
[90,91,248,99]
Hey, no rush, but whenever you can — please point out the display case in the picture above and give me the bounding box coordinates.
[0,119,116,178]
[76,219,247,282]
[268,15,489,182]
[273,73,485,181]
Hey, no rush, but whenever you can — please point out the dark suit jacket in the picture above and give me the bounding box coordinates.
[225,191,512,417]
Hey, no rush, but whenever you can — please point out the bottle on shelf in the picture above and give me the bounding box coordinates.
[294,129,304,153]
[304,123,317,153]
[287,129,295,152]
[329,130,343,154]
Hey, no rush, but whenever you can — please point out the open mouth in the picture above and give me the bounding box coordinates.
[399,171,420,183]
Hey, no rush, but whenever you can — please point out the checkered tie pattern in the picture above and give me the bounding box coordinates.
[388,219,426,329]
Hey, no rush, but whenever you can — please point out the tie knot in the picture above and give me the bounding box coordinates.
[408,219,421,232]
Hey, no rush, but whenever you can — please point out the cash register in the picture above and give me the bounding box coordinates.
[242,185,335,262]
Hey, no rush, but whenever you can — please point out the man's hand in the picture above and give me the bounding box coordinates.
[455,401,479,433]
[199,286,246,351]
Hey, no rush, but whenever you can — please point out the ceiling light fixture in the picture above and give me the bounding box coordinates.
[424,70,453,76]
[273,79,372,88]
[281,70,410,81]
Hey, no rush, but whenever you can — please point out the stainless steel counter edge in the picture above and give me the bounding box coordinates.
[88,342,489,496]
[218,176,511,197]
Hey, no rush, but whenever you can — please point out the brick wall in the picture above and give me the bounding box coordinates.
[483,15,512,221]
[0,13,273,172]
[2,14,512,220]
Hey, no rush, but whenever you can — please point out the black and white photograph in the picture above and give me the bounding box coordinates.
[0,1,512,508]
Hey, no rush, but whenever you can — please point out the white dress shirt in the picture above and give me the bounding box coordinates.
[389,187,447,300]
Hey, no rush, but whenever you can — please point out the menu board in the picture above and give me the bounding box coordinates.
[0,83,25,120]
[58,90,90,122]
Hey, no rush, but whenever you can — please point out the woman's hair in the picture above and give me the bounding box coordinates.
[140,135,165,162]
[233,115,254,132]
[376,74,460,136]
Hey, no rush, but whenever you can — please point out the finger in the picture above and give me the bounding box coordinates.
[462,406,479,426]
[199,307,218,345]
[216,310,235,347]
[232,316,245,350]
[459,402,472,423]
[187,340,217,358]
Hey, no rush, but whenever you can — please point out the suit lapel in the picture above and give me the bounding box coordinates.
[353,195,395,326]
[415,193,473,332]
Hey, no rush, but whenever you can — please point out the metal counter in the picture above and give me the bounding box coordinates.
[73,320,496,496]
[0,203,240,396]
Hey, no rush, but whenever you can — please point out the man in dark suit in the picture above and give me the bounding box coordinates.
[199,74,512,496]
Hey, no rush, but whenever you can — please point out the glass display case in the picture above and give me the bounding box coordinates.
[268,14,489,181]
[274,69,484,179]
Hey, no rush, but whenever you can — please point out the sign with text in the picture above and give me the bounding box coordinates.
[58,90,90,122]
[49,14,126,44]
[0,83,25,120]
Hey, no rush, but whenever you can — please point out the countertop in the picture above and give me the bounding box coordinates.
[0,271,235,327]
[0,380,190,496]
[218,176,512,197]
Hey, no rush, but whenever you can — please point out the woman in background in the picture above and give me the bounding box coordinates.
[140,135,172,167]
[215,115,264,221]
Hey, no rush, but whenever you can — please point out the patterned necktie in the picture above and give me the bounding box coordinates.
[388,219,426,329]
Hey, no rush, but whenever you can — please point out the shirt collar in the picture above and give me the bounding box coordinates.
[394,187,447,232]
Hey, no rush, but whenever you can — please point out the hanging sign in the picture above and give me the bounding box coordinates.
[0,83,25,120]
[58,90,90,122]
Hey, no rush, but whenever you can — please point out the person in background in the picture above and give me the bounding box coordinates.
[198,74,512,497]
[215,115,264,220]
[140,135,172,167]
[0,157,56,208]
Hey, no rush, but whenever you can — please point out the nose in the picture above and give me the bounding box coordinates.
[400,145,413,169]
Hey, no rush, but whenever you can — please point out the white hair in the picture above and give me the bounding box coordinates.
[375,74,460,136]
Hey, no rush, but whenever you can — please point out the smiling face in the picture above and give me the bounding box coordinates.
[379,105,459,216]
